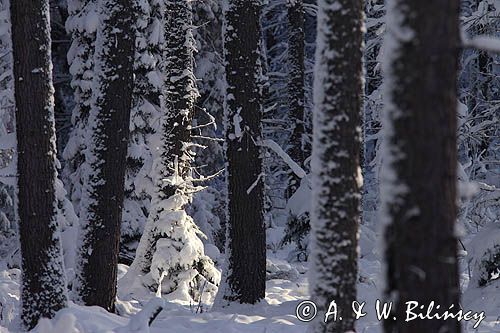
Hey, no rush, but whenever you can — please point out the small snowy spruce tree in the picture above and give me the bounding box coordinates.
[73,0,136,312]
[216,0,266,305]
[131,0,220,300]
[10,0,68,328]
[381,0,461,332]
[308,0,363,332]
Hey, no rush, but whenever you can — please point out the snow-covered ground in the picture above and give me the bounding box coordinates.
[0,223,498,332]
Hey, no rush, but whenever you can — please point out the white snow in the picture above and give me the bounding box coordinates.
[258,139,306,179]
[463,35,500,53]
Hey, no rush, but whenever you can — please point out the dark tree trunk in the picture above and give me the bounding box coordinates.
[381,1,461,332]
[10,0,68,329]
[163,0,195,195]
[220,0,266,305]
[286,0,306,199]
[74,0,136,312]
[308,0,363,332]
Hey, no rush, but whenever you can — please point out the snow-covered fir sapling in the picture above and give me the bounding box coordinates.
[131,0,220,303]
[281,176,311,262]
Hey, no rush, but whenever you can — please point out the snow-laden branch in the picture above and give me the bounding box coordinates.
[257,139,307,179]
[191,168,225,183]
[117,297,165,332]
[463,35,500,53]
[247,172,265,195]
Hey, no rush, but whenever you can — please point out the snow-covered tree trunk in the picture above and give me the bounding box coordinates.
[130,0,220,299]
[132,0,195,275]
[162,0,197,193]
[63,0,97,215]
[217,0,266,305]
[286,0,306,199]
[73,0,136,312]
[308,0,363,332]
[381,0,461,332]
[10,0,68,328]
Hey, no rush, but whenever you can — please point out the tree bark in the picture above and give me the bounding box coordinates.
[220,0,266,305]
[74,0,136,312]
[308,0,363,332]
[381,1,461,332]
[10,0,68,329]
[163,0,196,192]
[286,0,306,199]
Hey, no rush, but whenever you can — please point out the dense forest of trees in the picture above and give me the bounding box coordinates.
[0,0,498,332]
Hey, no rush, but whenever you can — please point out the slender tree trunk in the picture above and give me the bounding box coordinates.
[381,0,461,332]
[74,0,136,312]
[286,0,306,199]
[308,0,363,332]
[10,0,68,329]
[219,0,266,305]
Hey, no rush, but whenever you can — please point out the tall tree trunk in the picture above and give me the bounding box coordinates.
[308,0,363,332]
[162,0,196,190]
[286,0,306,199]
[381,0,461,332]
[74,0,136,312]
[218,0,266,305]
[10,0,68,329]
